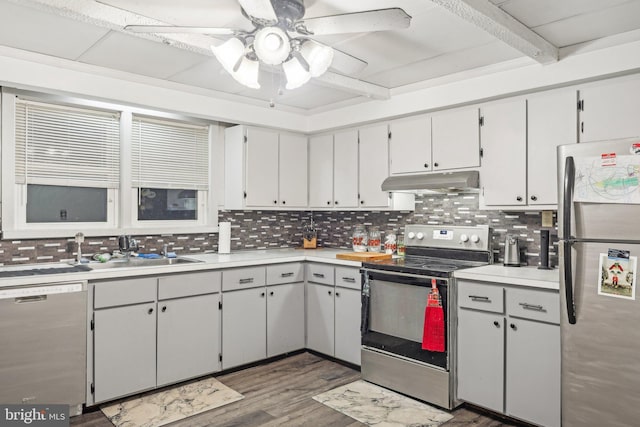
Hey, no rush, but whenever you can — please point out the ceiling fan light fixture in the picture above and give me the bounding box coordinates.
[232,57,261,89]
[300,40,334,77]
[254,26,291,65]
[211,37,245,74]
[283,56,311,90]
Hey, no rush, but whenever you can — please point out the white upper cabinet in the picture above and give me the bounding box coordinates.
[278,132,308,208]
[579,77,640,143]
[389,115,431,175]
[333,129,359,208]
[308,134,335,208]
[432,107,481,171]
[480,99,527,207]
[528,90,578,206]
[358,124,391,208]
[245,127,279,207]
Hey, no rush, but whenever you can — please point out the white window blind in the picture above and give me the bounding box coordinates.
[15,99,120,188]
[131,116,209,190]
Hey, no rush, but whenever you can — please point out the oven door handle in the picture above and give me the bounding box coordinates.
[362,269,445,286]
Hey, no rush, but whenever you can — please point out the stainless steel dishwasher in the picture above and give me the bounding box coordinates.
[0,281,87,414]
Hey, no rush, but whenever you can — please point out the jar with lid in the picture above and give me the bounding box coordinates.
[352,225,368,252]
[384,230,397,254]
[368,226,381,252]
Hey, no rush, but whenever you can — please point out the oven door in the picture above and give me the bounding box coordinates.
[361,269,449,370]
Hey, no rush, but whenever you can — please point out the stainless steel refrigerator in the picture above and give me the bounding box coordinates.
[558,138,640,427]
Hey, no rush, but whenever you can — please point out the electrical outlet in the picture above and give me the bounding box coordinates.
[542,210,554,227]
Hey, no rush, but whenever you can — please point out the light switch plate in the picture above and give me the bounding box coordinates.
[542,211,554,227]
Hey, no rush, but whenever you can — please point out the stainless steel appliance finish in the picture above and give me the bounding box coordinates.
[558,139,640,427]
[361,224,491,409]
[503,234,521,266]
[381,171,480,193]
[0,281,87,415]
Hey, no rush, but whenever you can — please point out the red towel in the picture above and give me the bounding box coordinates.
[422,279,445,352]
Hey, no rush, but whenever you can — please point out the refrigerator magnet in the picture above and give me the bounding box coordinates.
[598,249,636,300]
[631,142,640,155]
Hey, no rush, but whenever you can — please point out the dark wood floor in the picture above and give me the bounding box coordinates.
[71,352,525,427]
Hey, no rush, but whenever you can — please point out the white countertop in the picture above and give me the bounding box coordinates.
[0,248,361,288]
[454,264,560,290]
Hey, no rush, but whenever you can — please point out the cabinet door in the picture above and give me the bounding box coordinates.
[528,90,577,205]
[389,115,431,174]
[481,99,527,206]
[93,303,156,403]
[334,287,361,366]
[334,130,359,208]
[157,294,220,387]
[358,124,390,208]
[309,134,334,208]
[279,132,308,207]
[432,107,480,170]
[306,283,335,356]
[222,288,267,370]
[579,78,640,142]
[245,127,279,207]
[266,283,305,357]
[506,319,560,427]
[457,308,504,413]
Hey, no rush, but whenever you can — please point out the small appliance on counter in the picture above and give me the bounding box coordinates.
[303,218,317,249]
[503,234,521,266]
[538,229,552,269]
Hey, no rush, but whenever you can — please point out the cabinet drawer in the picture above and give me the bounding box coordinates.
[222,266,266,291]
[506,288,560,324]
[306,263,334,285]
[94,277,157,309]
[335,267,360,290]
[458,281,504,313]
[158,271,221,300]
[266,263,304,285]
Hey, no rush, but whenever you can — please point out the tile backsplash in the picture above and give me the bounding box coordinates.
[0,193,557,267]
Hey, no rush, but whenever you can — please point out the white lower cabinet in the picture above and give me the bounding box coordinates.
[267,283,305,357]
[306,282,336,356]
[334,286,361,365]
[457,280,560,427]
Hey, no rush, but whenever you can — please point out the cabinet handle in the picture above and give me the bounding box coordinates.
[493,321,500,328]
[434,162,439,167]
[273,200,278,204]
[313,273,325,278]
[424,163,429,168]
[530,195,538,201]
[148,308,154,315]
[510,323,517,330]
[282,200,286,205]
[335,201,339,205]
[269,291,274,296]
[581,122,584,133]
[360,200,364,204]
[519,302,545,312]
[281,272,294,277]
[516,196,523,202]
[260,292,265,297]
[239,278,254,284]
[468,295,490,302]
[161,306,167,312]
[336,292,341,297]
[327,201,331,205]
[328,290,332,296]
[342,277,356,283]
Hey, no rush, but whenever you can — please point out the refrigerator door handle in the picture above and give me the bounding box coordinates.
[563,155,577,324]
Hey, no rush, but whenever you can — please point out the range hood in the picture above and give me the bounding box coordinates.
[381,171,480,193]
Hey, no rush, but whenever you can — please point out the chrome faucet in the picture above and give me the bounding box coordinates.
[75,232,85,264]
[162,243,169,257]
[118,235,138,259]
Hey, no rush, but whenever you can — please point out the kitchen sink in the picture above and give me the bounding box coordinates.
[87,257,202,270]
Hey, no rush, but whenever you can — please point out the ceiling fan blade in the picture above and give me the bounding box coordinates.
[297,8,411,36]
[124,25,238,35]
[329,47,368,76]
[237,0,278,22]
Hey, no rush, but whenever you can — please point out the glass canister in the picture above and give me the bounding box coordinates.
[384,230,397,254]
[368,226,381,252]
[352,225,368,252]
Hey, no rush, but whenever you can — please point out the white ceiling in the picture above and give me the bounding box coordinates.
[1,0,640,113]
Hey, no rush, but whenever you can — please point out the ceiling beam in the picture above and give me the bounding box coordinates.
[430,0,558,64]
[315,72,390,100]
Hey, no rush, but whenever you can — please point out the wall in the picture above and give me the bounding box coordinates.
[0,193,557,267]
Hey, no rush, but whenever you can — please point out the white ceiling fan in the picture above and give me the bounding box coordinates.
[125,0,411,90]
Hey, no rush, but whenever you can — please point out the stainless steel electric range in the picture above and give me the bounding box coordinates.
[360,224,492,409]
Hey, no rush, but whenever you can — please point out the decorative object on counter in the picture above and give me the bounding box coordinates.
[312,380,453,427]
[504,234,521,266]
[336,252,392,262]
[101,376,243,427]
[397,235,406,257]
[538,229,552,269]
[218,222,231,254]
[352,225,368,252]
[384,231,397,254]
[303,216,317,249]
[368,226,381,253]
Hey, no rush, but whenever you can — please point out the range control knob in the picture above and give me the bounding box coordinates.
[416,232,424,240]
[407,232,416,240]
[460,234,469,243]
[470,234,480,243]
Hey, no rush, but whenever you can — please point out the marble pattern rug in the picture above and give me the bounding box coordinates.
[101,377,244,427]
[313,380,453,427]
